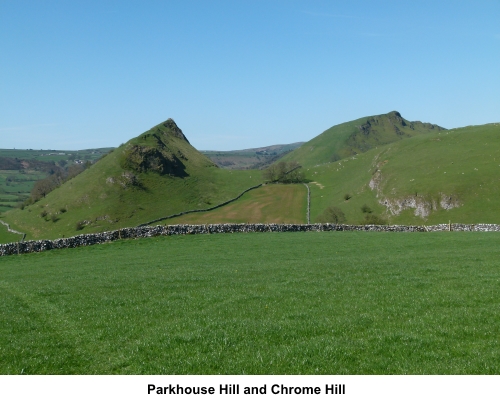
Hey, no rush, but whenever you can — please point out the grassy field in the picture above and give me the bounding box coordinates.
[0,170,46,213]
[1,231,499,374]
[160,183,307,225]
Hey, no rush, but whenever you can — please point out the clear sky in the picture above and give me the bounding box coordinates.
[1,0,499,151]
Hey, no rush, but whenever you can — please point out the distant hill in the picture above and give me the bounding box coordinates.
[281,111,445,167]
[0,147,114,164]
[201,142,304,169]
[0,157,55,171]
[3,119,262,240]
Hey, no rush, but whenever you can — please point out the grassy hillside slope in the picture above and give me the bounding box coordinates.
[306,122,500,224]
[0,224,22,244]
[3,119,262,240]
[282,111,444,167]
[159,183,307,225]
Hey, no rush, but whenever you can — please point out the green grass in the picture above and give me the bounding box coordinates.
[0,223,22,244]
[1,231,500,374]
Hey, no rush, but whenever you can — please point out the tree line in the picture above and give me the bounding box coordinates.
[20,162,91,208]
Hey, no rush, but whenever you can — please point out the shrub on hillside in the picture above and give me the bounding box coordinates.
[263,161,304,183]
[361,204,373,213]
[75,220,85,231]
[360,214,386,225]
[316,206,346,224]
[344,193,352,201]
[331,153,341,162]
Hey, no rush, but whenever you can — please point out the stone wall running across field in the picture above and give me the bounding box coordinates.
[0,219,26,241]
[2,223,500,257]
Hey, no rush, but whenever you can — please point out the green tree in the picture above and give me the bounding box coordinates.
[263,161,303,183]
[361,204,373,213]
[316,206,346,224]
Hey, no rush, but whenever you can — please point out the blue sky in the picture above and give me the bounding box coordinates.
[1,0,499,150]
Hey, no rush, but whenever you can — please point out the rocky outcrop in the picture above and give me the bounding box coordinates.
[121,143,187,177]
[162,118,190,144]
[378,193,461,218]
[440,193,461,210]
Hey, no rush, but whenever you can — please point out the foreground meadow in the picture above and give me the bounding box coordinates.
[1,231,499,374]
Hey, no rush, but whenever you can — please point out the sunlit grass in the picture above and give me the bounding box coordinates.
[1,231,499,374]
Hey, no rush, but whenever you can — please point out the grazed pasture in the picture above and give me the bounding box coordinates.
[1,231,499,374]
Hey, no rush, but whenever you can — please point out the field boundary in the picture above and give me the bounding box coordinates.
[139,165,303,227]
[304,183,310,224]
[1,223,500,257]
[0,219,26,242]
[138,183,264,226]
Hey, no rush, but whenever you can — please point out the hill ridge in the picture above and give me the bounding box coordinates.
[281,111,445,166]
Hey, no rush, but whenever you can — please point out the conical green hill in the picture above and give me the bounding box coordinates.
[4,119,261,240]
[120,118,216,176]
[281,111,445,167]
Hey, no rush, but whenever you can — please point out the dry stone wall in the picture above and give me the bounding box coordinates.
[2,223,500,257]
[0,219,26,241]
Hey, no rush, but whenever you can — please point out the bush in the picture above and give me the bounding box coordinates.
[50,213,58,222]
[344,193,352,201]
[263,161,303,183]
[75,220,85,231]
[60,207,67,213]
[40,210,48,218]
[360,214,386,225]
[316,206,346,224]
[361,204,373,213]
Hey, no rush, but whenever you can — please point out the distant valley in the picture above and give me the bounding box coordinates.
[201,142,304,169]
